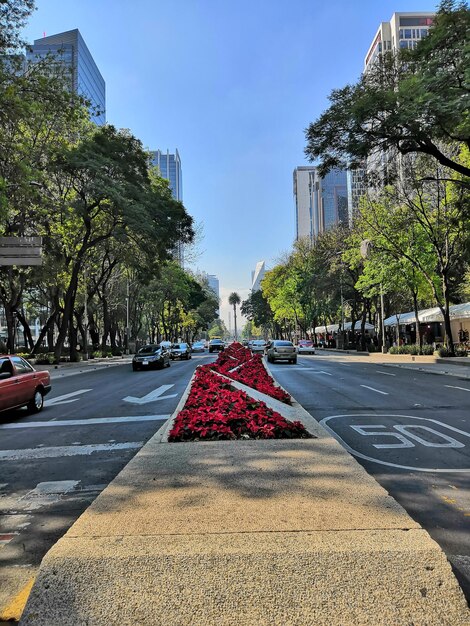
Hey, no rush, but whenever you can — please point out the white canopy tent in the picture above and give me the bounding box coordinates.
[314,321,375,334]
[384,303,470,327]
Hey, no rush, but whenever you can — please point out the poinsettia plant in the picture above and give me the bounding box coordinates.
[168,368,311,442]
[207,342,292,404]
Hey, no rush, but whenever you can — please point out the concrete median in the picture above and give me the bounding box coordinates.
[21,370,470,625]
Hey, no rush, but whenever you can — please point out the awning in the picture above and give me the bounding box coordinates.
[384,302,470,326]
[315,321,375,333]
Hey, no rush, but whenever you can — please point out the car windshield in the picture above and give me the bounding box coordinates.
[211,339,223,344]
[274,341,293,347]
[171,344,181,349]
[253,340,266,345]
[139,344,160,354]
[299,341,312,345]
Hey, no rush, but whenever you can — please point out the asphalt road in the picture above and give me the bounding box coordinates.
[0,353,214,620]
[268,353,470,597]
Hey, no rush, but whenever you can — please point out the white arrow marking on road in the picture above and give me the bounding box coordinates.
[360,384,389,395]
[45,389,92,406]
[123,384,177,405]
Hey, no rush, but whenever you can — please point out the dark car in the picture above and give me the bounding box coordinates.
[0,355,51,414]
[132,344,170,371]
[265,340,297,364]
[208,339,225,353]
[170,343,191,360]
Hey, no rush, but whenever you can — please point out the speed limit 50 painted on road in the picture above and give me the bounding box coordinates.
[320,414,470,473]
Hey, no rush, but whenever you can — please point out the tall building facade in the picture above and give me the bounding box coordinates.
[294,167,348,241]
[362,12,435,188]
[150,150,183,202]
[251,261,266,292]
[207,274,220,315]
[150,149,184,264]
[364,12,434,72]
[293,166,316,241]
[27,29,106,125]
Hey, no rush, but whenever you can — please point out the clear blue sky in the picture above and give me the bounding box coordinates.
[22,0,436,329]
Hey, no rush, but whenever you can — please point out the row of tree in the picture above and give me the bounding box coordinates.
[242,1,470,355]
[0,1,219,360]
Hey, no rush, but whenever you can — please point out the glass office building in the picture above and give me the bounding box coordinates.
[310,168,348,239]
[27,29,106,125]
[149,150,183,202]
[150,149,184,263]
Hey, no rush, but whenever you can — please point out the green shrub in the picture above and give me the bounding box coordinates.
[367,344,376,353]
[420,344,434,355]
[388,346,398,354]
[35,353,54,364]
[437,346,452,357]
[455,348,468,357]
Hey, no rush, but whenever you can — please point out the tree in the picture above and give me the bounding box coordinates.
[305,1,470,179]
[0,0,34,53]
[228,292,241,340]
[353,156,469,354]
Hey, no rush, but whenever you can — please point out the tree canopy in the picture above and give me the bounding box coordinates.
[305,1,470,178]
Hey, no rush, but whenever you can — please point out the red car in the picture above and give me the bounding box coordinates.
[0,355,51,414]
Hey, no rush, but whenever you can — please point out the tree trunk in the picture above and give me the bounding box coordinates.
[31,312,56,356]
[411,290,422,351]
[16,309,34,351]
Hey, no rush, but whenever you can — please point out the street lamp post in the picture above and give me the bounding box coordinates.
[125,278,130,355]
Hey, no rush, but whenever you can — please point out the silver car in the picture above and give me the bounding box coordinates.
[250,340,267,354]
[265,340,297,364]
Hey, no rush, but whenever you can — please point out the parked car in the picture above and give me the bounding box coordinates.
[191,341,206,353]
[160,341,172,351]
[265,340,297,364]
[209,339,225,353]
[0,355,51,414]
[132,344,170,371]
[250,340,267,354]
[170,343,191,360]
[297,340,315,355]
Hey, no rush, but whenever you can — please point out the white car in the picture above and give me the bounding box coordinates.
[250,340,267,354]
[297,340,315,354]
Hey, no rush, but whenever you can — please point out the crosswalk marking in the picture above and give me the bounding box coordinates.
[0,442,143,461]
[0,415,170,429]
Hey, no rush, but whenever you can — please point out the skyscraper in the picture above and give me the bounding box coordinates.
[251,261,266,292]
[293,166,316,241]
[27,29,106,125]
[150,149,184,264]
[207,275,220,315]
[150,150,182,202]
[364,12,434,72]
[294,166,348,241]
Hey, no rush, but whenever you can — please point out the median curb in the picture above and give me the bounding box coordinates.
[21,365,470,625]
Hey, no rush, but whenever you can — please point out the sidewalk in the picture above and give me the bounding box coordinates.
[34,355,133,380]
[20,372,470,624]
[317,349,470,379]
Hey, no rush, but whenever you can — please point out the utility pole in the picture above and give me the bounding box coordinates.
[380,283,386,354]
[126,278,130,355]
[83,267,88,361]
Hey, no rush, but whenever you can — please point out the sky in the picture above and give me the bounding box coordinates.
[22,0,436,331]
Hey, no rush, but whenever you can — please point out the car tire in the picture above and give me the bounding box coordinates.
[291,359,297,364]
[28,388,44,413]
[167,360,171,367]
[132,364,139,371]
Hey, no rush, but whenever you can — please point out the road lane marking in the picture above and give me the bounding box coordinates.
[445,385,470,392]
[320,413,470,473]
[360,385,389,395]
[0,442,143,461]
[376,370,396,376]
[0,415,170,429]
[0,577,35,621]
[123,384,177,404]
[45,389,92,406]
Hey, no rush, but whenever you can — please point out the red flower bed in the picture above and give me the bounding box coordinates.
[208,342,292,405]
[168,368,310,442]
